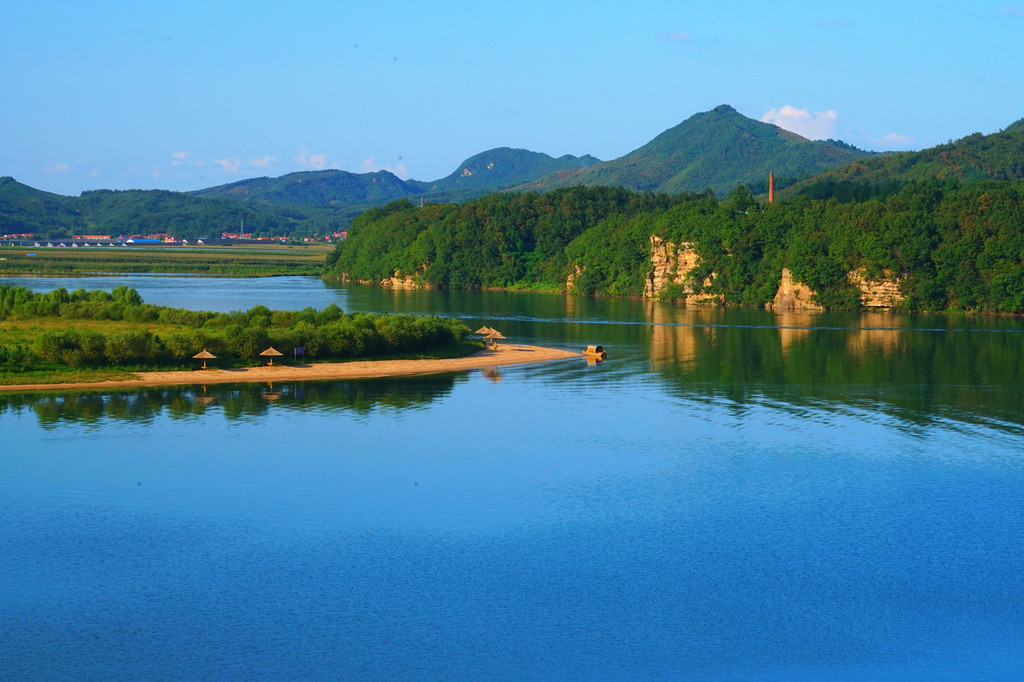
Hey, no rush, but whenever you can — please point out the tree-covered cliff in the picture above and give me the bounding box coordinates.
[325,180,1024,313]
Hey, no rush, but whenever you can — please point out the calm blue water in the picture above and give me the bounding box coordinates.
[2,276,1023,680]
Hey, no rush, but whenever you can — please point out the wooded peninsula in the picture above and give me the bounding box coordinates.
[0,285,474,385]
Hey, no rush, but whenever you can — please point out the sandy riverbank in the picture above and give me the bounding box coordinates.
[0,344,582,393]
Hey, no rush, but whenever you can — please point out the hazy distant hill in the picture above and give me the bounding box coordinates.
[194,169,424,206]
[518,105,873,196]
[0,177,80,234]
[410,147,600,196]
[0,177,346,240]
[788,117,1024,200]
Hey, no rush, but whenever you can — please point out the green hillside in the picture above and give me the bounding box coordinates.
[325,188,685,288]
[790,120,1024,201]
[0,177,80,234]
[0,181,351,240]
[194,169,424,206]
[517,105,873,196]
[412,147,600,195]
[326,179,1024,313]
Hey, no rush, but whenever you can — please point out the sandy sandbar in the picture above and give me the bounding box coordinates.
[0,344,583,393]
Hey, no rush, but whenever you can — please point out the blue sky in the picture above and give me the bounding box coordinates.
[3,1,1022,195]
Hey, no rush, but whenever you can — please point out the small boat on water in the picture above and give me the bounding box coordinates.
[583,345,607,359]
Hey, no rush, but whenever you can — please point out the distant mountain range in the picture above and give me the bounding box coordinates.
[191,105,872,208]
[194,148,602,208]
[4,104,1022,240]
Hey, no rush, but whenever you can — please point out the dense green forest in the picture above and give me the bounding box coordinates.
[326,180,1024,313]
[325,187,692,288]
[0,285,471,376]
[786,120,1024,202]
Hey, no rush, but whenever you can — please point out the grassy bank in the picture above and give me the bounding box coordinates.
[0,244,332,277]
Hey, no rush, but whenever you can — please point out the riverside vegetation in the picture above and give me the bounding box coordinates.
[0,285,471,384]
[325,178,1024,313]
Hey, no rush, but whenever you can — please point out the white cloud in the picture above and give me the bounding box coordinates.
[296,148,336,170]
[213,158,243,173]
[45,162,70,174]
[1001,3,1024,16]
[171,151,205,167]
[761,105,840,140]
[90,169,101,179]
[869,132,914,149]
[249,156,278,169]
[359,157,410,178]
[662,31,690,42]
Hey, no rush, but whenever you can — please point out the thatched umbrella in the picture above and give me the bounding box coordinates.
[260,346,284,366]
[486,331,506,348]
[192,349,216,370]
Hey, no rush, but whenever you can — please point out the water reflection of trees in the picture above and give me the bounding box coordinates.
[0,374,462,429]
[646,304,1024,428]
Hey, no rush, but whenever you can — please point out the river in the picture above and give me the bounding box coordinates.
[2,275,1022,680]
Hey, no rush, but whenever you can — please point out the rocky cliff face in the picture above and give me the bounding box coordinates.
[382,272,425,289]
[771,268,824,311]
[848,269,904,308]
[565,265,583,292]
[343,269,430,289]
[643,236,721,304]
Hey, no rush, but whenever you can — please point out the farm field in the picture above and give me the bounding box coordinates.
[0,243,332,276]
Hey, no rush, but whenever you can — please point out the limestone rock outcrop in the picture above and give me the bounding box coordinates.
[847,269,904,308]
[565,265,584,292]
[643,235,721,304]
[343,268,430,289]
[771,268,824,311]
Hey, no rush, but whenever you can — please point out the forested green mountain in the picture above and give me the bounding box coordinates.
[410,147,600,196]
[515,105,873,196]
[326,179,1024,313]
[194,169,424,206]
[195,148,601,208]
[0,177,81,235]
[789,119,1024,201]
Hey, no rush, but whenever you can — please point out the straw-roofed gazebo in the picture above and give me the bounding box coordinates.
[486,330,506,348]
[259,346,284,366]
[192,349,216,370]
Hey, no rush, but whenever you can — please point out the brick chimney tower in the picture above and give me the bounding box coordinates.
[769,172,775,203]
